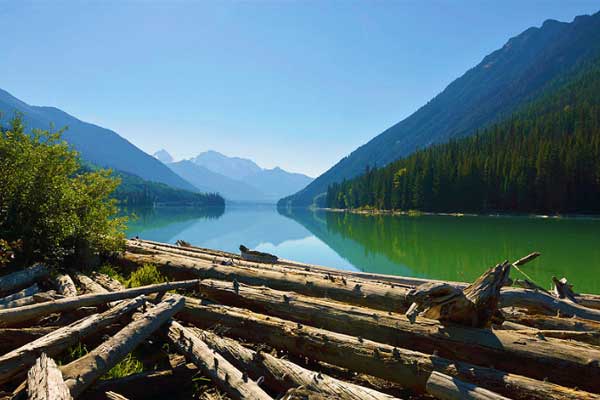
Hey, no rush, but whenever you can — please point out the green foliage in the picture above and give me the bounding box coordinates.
[97,264,127,284]
[125,263,166,287]
[0,239,21,267]
[101,353,144,380]
[327,58,600,215]
[0,115,126,267]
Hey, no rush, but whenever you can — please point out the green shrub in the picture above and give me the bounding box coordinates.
[101,353,144,380]
[126,264,166,287]
[97,264,127,284]
[0,115,126,268]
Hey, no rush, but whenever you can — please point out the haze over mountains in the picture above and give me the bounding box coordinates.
[154,149,313,203]
[280,11,600,208]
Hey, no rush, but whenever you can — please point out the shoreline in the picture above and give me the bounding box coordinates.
[318,207,600,220]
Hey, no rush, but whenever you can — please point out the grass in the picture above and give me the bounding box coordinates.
[59,342,144,380]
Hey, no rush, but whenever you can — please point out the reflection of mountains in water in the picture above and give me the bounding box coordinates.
[126,205,312,252]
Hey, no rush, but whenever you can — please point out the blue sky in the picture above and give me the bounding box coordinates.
[2,1,598,176]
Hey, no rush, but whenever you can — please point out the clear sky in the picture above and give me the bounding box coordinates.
[2,1,598,177]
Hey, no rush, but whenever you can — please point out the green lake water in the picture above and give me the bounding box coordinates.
[125,205,600,294]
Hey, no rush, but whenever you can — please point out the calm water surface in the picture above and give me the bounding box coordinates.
[125,205,600,294]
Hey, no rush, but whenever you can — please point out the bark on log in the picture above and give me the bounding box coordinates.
[27,353,72,400]
[426,371,509,400]
[0,296,145,385]
[61,295,184,398]
[54,275,77,297]
[179,297,599,399]
[406,262,510,327]
[0,265,49,296]
[0,279,199,327]
[0,284,40,306]
[193,328,398,400]
[501,307,600,331]
[166,320,273,400]
[120,251,413,312]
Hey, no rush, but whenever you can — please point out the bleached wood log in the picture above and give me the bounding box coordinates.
[105,392,128,400]
[426,371,509,400]
[281,387,341,400]
[0,284,40,306]
[27,353,72,400]
[501,307,600,331]
[73,273,107,295]
[60,295,184,398]
[54,275,77,297]
[0,264,49,296]
[0,296,145,385]
[0,290,62,310]
[167,320,273,400]
[179,297,600,399]
[0,279,199,327]
[194,328,398,400]
[90,273,125,292]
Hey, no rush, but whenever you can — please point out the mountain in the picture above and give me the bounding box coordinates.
[0,89,198,192]
[167,160,267,203]
[153,149,174,163]
[191,150,262,180]
[326,55,600,214]
[187,150,313,202]
[281,11,600,208]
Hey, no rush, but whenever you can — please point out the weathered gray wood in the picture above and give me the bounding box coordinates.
[0,264,49,296]
[0,327,57,354]
[501,307,600,331]
[27,353,72,400]
[167,320,273,400]
[0,284,40,306]
[426,371,509,400]
[281,387,342,400]
[0,296,145,385]
[90,273,124,292]
[194,328,398,400]
[179,297,600,399]
[0,279,199,327]
[105,392,128,400]
[54,275,77,297]
[552,276,578,303]
[74,273,108,295]
[61,295,184,398]
[0,290,62,310]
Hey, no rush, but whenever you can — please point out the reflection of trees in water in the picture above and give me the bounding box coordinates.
[280,207,600,293]
[123,205,225,233]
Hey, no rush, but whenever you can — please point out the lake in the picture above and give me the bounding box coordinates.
[125,205,600,294]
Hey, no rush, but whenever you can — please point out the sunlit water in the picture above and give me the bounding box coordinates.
[125,205,600,294]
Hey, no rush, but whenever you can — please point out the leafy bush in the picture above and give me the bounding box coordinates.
[0,115,126,268]
[126,264,166,287]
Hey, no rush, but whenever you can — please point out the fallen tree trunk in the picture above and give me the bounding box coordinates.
[105,392,128,400]
[54,275,77,297]
[0,291,62,310]
[166,320,273,400]
[281,387,342,400]
[61,295,184,398]
[425,371,509,400]
[73,274,108,295]
[0,279,199,327]
[193,328,398,400]
[0,265,49,296]
[0,296,145,385]
[502,307,600,331]
[196,279,600,389]
[178,297,599,399]
[0,327,57,354]
[120,251,413,312]
[27,353,72,400]
[0,284,40,307]
[90,273,124,292]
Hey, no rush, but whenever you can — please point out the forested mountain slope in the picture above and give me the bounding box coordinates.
[281,11,600,207]
[326,57,600,214]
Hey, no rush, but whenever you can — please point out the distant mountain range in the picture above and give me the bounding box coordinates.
[280,11,600,207]
[0,89,198,193]
[154,149,313,203]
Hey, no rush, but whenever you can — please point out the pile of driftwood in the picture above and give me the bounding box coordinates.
[1,239,600,400]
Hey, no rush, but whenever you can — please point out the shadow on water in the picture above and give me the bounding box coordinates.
[279,208,600,294]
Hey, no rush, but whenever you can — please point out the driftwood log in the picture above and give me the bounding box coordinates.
[54,275,77,297]
[178,297,599,399]
[166,320,273,400]
[73,273,108,295]
[0,284,40,307]
[0,265,49,296]
[0,296,145,385]
[425,371,509,400]
[27,353,72,400]
[406,262,510,327]
[194,328,398,400]
[60,295,184,397]
[0,291,63,311]
[502,307,600,331]
[0,279,199,327]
